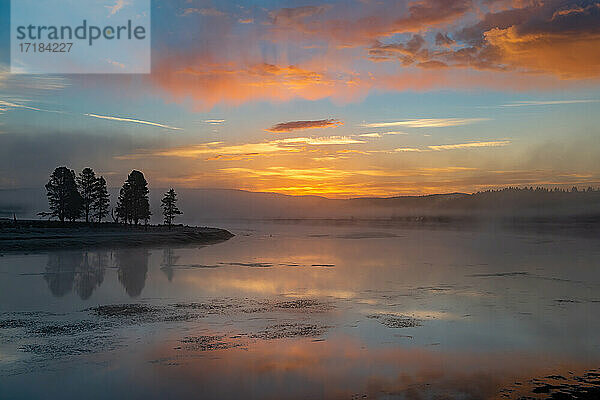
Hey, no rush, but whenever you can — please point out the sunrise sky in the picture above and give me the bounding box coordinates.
[1,0,599,198]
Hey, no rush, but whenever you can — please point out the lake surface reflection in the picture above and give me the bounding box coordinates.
[1,222,599,399]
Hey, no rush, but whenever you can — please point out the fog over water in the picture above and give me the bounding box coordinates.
[3,187,600,222]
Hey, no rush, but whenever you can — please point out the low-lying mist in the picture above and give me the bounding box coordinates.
[2,187,600,224]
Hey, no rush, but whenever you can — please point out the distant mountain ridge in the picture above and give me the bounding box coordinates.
[1,187,599,223]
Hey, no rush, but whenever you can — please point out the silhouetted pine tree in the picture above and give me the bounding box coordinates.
[92,176,110,223]
[116,170,151,225]
[77,167,97,223]
[161,188,182,228]
[45,167,83,222]
[116,181,131,224]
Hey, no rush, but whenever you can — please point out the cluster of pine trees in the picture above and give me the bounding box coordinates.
[44,167,183,227]
[44,167,109,223]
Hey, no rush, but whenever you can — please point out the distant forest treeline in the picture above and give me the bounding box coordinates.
[343,186,600,216]
[467,186,600,210]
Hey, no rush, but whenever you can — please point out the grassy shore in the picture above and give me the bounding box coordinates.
[0,219,234,253]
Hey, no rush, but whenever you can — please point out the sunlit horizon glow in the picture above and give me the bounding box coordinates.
[1,0,600,198]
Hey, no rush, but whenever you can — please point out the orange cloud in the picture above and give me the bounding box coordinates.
[454,1,600,78]
[366,1,600,78]
[266,119,343,133]
[152,58,369,110]
[119,136,365,160]
[153,54,573,111]
[484,27,600,78]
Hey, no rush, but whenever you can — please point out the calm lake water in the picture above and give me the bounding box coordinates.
[1,222,600,399]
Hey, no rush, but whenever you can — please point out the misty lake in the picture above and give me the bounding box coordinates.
[1,222,599,399]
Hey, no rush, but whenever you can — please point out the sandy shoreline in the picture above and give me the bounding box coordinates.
[0,219,234,253]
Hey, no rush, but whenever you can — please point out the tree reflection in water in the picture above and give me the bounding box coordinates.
[44,251,107,299]
[160,248,179,282]
[115,248,150,298]
[44,249,151,299]
[74,252,107,300]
